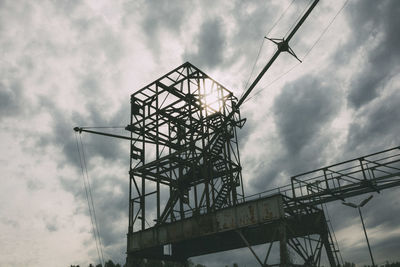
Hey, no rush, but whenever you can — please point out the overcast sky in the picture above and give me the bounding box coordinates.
[1,0,400,266]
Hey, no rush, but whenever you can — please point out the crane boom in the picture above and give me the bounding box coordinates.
[200,0,320,164]
[236,0,319,109]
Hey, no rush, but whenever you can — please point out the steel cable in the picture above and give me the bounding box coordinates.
[75,133,104,266]
[79,135,106,266]
[240,0,296,99]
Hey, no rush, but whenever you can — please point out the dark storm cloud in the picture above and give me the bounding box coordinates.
[346,90,400,154]
[274,75,339,155]
[326,188,400,233]
[359,191,400,230]
[222,1,289,184]
[35,94,129,171]
[248,135,335,195]
[124,0,189,54]
[231,0,276,40]
[70,16,125,64]
[38,92,132,253]
[79,74,100,97]
[45,217,59,232]
[373,234,400,263]
[1,0,398,265]
[51,0,81,14]
[0,0,132,256]
[348,70,386,109]
[248,75,340,192]
[60,171,129,253]
[0,81,23,119]
[183,18,226,68]
[33,97,82,168]
[330,3,400,257]
[341,0,400,109]
[140,0,186,36]
[184,0,278,71]
[229,0,277,60]
[49,163,128,260]
[0,217,19,228]
[0,53,31,121]
[219,0,279,70]
[333,195,400,264]
[86,174,128,247]
[26,178,45,191]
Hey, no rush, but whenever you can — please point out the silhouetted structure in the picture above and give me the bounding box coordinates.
[125,62,245,263]
[127,62,244,229]
[73,0,400,266]
[124,62,342,267]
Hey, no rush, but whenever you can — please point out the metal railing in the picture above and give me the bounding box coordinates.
[156,146,400,224]
[291,146,400,206]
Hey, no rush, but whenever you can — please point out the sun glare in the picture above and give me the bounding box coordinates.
[203,92,221,113]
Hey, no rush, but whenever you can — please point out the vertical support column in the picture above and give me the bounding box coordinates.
[128,96,134,234]
[181,259,189,267]
[323,168,330,190]
[179,166,185,219]
[127,96,134,267]
[168,119,174,223]
[177,125,185,220]
[232,107,245,200]
[141,176,145,231]
[279,220,289,267]
[224,113,237,205]
[202,78,211,212]
[127,95,146,266]
[156,84,161,222]
[205,171,211,211]
[188,67,197,213]
[321,232,337,267]
[321,216,338,267]
[141,104,147,230]
[291,177,296,200]
[359,158,368,180]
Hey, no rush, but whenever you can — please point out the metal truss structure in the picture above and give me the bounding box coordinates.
[127,62,245,234]
[290,146,400,206]
[124,139,400,266]
[72,56,400,267]
[73,0,400,265]
[123,61,345,267]
[237,146,400,266]
[278,196,341,266]
[249,146,400,207]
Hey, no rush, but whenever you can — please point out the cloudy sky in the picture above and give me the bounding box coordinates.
[1,0,400,266]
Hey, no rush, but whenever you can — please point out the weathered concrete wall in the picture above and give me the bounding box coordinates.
[129,194,283,252]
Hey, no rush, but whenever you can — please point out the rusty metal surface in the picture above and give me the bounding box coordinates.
[129,194,283,251]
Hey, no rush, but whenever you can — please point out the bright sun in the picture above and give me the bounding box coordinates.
[204,92,220,113]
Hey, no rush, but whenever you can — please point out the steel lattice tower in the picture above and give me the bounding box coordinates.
[127,62,245,233]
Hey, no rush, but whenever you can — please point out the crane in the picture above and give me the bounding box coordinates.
[73,0,400,266]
